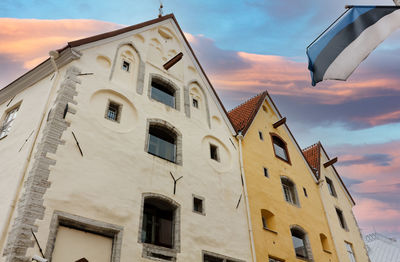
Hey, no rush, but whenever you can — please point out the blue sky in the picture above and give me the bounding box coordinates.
[1,0,400,238]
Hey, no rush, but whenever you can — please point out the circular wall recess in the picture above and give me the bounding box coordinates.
[89,89,138,133]
[201,135,232,173]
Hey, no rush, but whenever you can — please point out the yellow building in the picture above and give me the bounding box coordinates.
[229,92,339,262]
[303,142,370,262]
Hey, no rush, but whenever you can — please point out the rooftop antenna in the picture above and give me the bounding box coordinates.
[158,1,164,18]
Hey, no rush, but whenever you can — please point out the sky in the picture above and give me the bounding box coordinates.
[1,0,399,239]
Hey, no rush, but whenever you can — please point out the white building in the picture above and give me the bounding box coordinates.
[0,14,252,262]
[364,233,400,262]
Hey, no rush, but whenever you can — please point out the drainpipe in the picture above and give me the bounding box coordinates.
[0,50,61,251]
[237,131,257,262]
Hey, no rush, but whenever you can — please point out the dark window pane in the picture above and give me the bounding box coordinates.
[273,136,288,161]
[122,60,130,71]
[204,255,223,262]
[151,81,175,108]
[210,144,219,162]
[192,98,198,108]
[107,102,119,121]
[193,197,203,213]
[148,126,176,162]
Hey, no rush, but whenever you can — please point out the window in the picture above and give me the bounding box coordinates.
[105,101,120,122]
[261,209,276,232]
[336,208,347,230]
[259,131,264,140]
[271,135,289,162]
[193,196,204,214]
[122,60,130,71]
[281,177,299,206]
[303,187,308,197]
[192,98,199,108]
[326,177,337,197]
[291,227,310,259]
[151,79,175,108]
[0,106,19,139]
[210,144,220,162]
[269,257,284,262]
[345,242,356,262]
[203,251,243,262]
[320,233,330,252]
[263,167,269,178]
[148,125,176,162]
[141,198,176,248]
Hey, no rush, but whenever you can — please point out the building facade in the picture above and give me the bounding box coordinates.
[303,142,370,262]
[228,92,340,262]
[0,15,253,262]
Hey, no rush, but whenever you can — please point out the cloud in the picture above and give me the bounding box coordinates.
[0,18,122,88]
[337,154,393,167]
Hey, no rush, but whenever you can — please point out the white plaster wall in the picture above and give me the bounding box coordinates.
[0,73,56,252]
[319,152,370,262]
[21,20,251,262]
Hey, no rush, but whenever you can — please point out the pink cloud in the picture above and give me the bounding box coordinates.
[354,110,400,126]
[0,18,121,87]
[354,198,400,233]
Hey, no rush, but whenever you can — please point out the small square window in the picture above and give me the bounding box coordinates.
[263,167,269,178]
[303,187,308,197]
[192,98,199,108]
[106,101,120,122]
[193,197,204,214]
[210,144,220,162]
[122,60,130,72]
[259,131,264,140]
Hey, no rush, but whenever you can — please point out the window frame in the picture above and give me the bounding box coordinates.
[345,242,357,262]
[210,143,220,162]
[280,177,300,207]
[121,60,130,72]
[270,133,291,164]
[138,193,181,261]
[192,194,205,215]
[148,74,180,110]
[104,100,122,123]
[145,119,182,165]
[325,177,337,197]
[202,250,245,262]
[335,207,348,230]
[0,104,20,140]
[192,98,199,109]
[290,226,312,260]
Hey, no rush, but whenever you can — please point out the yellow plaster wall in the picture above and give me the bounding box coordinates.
[241,100,339,262]
[319,152,370,262]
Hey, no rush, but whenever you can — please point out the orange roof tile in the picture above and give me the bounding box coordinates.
[228,91,268,134]
[302,142,321,179]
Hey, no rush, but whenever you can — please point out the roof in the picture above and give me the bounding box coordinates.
[302,142,321,178]
[302,142,355,205]
[1,14,235,133]
[228,91,268,134]
[365,233,400,262]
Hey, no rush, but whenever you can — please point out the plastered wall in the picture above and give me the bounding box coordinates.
[319,152,370,262]
[2,19,252,262]
[241,100,339,262]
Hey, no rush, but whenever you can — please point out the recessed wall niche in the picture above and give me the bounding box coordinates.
[90,89,137,133]
[201,135,232,173]
[96,55,111,69]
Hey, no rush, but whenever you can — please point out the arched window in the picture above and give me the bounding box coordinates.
[290,226,312,260]
[271,134,289,162]
[146,119,182,165]
[281,177,299,206]
[140,194,180,261]
[150,76,178,109]
[148,124,177,163]
[320,233,330,252]
[261,209,276,232]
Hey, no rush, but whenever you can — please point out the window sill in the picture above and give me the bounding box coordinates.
[263,227,278,234]
[0,134,7,141]
[193,210,206,216]
[295,256,311,261]
[323,249,332,254]
[147,151,178,165]
[285,201,301,208]
[274,154,292,165]
[142,243,177,262]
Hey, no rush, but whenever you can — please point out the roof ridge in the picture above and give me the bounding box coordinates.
[302,142,320,152]
[228,91,268,113]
